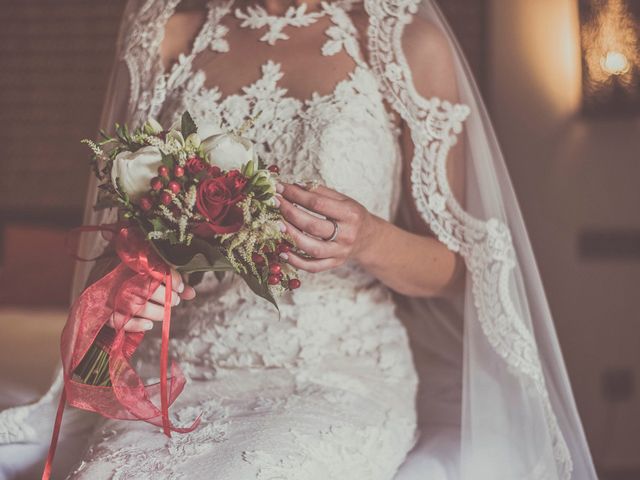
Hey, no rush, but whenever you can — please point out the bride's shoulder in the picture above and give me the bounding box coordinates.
[159,8,208,71]
[402,16,460,101]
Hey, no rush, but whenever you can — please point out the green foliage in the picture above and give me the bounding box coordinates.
[161,152,175,169]
[181,111,198,138]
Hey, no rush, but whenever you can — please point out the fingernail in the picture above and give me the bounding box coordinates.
[178,282,184,293]
[294,181,306,188]
[173,296,181,306]
[143,321,154,331]
[279,252,289,261]
[278,222,287,232]
[273,196,281,208]
[276,183,284,194]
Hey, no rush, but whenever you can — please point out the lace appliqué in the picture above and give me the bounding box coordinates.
[321,2,362,60]
[364,0,573,478]
[235,3,324,45]
[68,397,230,479]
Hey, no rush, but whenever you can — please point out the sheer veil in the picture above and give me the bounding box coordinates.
[0,1,597,479]
[376,1,598,478]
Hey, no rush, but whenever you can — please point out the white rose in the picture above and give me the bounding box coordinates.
[198,121,224,139]
[201,133,254,172]
[111,146,163,202]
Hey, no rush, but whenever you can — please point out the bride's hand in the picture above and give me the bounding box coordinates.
[275,182,377,273]
[107,268,196,332]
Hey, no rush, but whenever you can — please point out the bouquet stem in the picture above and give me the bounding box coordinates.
[73,326,116,386]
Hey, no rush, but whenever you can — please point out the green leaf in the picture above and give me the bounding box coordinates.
[149,236,235,274]
[240,270,279,312]
[161,152,175,168]
[181,111,197,138]
[149,217,166,232]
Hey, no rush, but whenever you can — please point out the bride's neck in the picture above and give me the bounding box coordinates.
[261,0,323,15]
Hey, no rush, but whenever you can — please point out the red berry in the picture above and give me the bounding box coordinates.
[168,181,181,194]
[269,263,282,275]
[174,165,185,178]
[288,278,301,290]
[160,191,172,206]
[158,165,169,178]
[139,196,153,212]
[267,274,281,285]
[150,176,163,191]
[252,253,265,265]
[276,243,291,254]
[267,165,280,174]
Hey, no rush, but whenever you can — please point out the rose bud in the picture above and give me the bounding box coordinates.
[186,156,206,175]
[276,243,291,254]
[267,165,280,174]
[160,191,172,206]
[150,176,163,191]
[140,196,153,212]
[269,263,282,275]
[158,165,169,178]
[168,181,181,194]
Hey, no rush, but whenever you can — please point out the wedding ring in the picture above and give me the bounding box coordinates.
[324,219,339,242]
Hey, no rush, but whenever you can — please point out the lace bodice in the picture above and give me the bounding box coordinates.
[130,0,408,378]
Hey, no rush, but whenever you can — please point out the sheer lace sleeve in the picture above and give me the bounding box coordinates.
[363,1,597,479]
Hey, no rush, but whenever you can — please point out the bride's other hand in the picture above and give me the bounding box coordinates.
[276,182,462,297]
[275,182,376,273]
[107,268,196,332]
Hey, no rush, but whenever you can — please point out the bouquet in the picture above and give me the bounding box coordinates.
[42,113,300,479]
[75,112,300,387]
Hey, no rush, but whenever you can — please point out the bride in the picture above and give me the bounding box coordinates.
[0,0,598,479]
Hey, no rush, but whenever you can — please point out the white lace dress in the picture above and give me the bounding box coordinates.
[67,2,419,479]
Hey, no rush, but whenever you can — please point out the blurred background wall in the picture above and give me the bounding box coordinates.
[0,0,638,478]
[489,1,640,476]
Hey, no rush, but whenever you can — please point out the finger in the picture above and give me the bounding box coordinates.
[180,284,196,300]
[149,284,181,306]
[290,181,348,200]
[137,301,167,322]
[284,220,343,259]
[278,196,335,239]
[278,184,348,220]
[284,251,341,273]
[178,272,196,300]
[107,314,154,332]
[122,317,155,332]
[303,183,348,200]
[167,269,185,293]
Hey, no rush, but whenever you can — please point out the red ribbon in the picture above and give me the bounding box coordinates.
[42,225,199,479]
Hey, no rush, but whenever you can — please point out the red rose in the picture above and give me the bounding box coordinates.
[226,169,248,191]
[208,165,222,177]
[185,156,206,175]
[193,174,247,236]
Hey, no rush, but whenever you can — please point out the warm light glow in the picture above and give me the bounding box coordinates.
[600,51,631,75]
[582,0,638,89]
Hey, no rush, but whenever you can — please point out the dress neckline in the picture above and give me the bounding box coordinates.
[233,0,361,45]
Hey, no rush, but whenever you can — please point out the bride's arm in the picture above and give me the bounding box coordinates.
[276,24,465,298]
[276,181,463,298]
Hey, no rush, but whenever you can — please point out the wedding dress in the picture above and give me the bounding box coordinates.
[0,1,598,479]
